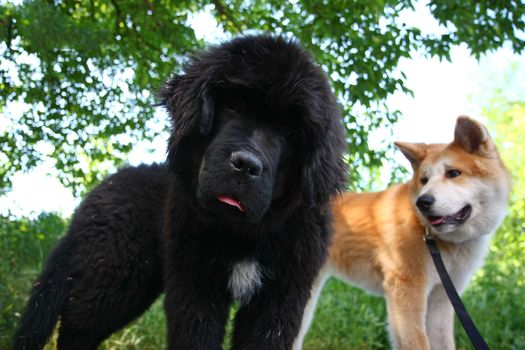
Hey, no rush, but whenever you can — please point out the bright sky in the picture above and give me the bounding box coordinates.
[0,3,521,218]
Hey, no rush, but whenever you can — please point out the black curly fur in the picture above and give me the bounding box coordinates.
[14,34,347,350]
[13,164,169,350]
[162,34,347,350]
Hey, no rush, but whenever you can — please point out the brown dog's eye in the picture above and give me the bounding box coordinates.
[420,177,429,185]
[446,169,461,178]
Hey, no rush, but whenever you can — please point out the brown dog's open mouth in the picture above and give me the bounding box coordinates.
[427,205,471,226]
[217,195,245,213]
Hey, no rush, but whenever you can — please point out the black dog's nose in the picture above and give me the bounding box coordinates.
[416,194,435,212]
[230,151,263,177]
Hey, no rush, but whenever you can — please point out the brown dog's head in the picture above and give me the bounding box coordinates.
[396,116,510,243]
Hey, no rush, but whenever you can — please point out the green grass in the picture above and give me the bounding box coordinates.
[304,281,389,350]
[0,213,67,348]
[2,213,524,349]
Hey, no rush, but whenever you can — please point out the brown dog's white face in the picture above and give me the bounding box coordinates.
[396,116,510,243]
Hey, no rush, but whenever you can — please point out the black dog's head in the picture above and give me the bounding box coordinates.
[160,35,347,224]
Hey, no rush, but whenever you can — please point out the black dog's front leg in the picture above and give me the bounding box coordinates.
[164,238,231,350]
[231,279,313,350]
[231,213,330,350]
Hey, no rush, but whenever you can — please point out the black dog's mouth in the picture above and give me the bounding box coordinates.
[217,195,245,213]
[426,205,472,227]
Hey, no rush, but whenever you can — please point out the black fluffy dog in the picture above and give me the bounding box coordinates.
[14,164,169,349]
[14,35,347,350]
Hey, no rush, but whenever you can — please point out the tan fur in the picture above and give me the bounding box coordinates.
[296,116,510,350]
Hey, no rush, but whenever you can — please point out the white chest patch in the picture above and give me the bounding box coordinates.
[228,260,262,304]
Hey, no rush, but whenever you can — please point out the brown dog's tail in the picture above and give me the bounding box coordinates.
[13,237,72,350]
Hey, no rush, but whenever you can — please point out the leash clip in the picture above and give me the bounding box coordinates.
[423,227,433,242]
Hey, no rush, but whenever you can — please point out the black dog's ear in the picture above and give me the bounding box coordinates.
[301,103,348,205]
[159,73,215,145]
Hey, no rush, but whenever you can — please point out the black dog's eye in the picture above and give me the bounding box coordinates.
[221,108,241,121]
[446,169,461,178]
[230,103,242,114]
[222,96,244,114]
[420,177,429,185]
[279,128,296,143]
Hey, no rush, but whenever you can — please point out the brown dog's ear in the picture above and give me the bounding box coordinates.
[394,142,427,170]
[453,115,496,157]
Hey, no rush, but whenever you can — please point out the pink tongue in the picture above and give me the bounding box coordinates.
[429,216,445,225]
[217,195,244,212]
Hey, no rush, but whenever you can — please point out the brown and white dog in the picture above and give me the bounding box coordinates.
[295,116,510,350]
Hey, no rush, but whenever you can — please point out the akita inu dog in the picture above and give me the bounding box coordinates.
[296,116,510,350]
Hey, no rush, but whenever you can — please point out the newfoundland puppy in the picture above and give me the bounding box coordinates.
[14,35,347,350]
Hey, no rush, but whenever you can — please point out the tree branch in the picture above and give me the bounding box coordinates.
[144,0,154,13]
[212,0,242,33]
[110,0,122,33]
[6,16,13,51]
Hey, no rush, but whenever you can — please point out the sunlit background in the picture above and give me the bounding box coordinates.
[2,2,525,349]
[1,2,524,217]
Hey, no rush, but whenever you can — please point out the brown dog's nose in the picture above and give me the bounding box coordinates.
[416,194,435,212]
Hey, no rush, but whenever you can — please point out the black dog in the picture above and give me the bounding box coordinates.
[14,35,347,350]
[14,164,169,349]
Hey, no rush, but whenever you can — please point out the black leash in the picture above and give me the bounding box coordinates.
[424,229,491,350]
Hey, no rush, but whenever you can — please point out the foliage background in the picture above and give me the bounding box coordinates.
[1,0,525,349]
[2,0,525,194]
